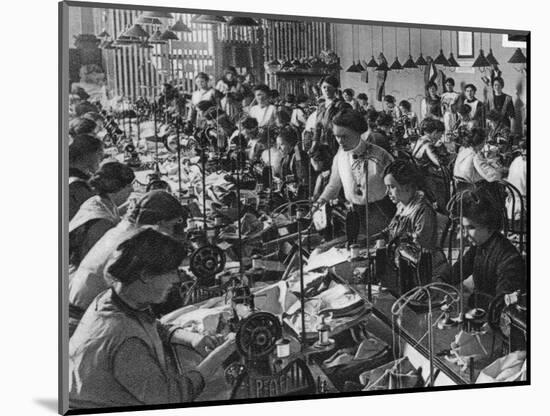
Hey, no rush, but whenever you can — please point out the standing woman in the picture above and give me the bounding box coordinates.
[486,77,515,129]
[311,76,345,154]
[276,126,310,200]
[421,81,443,121]
[69,161,135,271]
[248,84,277,129]
[215,66,244,123]
[187,72,216,128]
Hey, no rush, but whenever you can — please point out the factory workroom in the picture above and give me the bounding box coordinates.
[65,7,528,411]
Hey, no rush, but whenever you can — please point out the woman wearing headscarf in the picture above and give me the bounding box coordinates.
[69,161,135,272]
[69,229,236,409]
[69,190,187,336]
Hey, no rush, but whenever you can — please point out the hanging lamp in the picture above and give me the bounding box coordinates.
[389,27,403,71]
[376,26,390,71]
[446,31,460,70]
[472,32,491,70]
[434,29,450,66]
[227,16,259,26]
[486,33,499,66]
[415,28,428,67]
[170,18,192,33]
[191,15,227,24]
[403,27,418,69]
[366,25,378,69]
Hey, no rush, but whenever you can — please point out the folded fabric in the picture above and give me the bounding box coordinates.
[360,357,422,390]
[476,350,527,384]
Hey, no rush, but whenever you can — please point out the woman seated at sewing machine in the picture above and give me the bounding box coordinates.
[69,134,104,220]
[441,189,525,299]
[69,161,135,272]
[311,144,335,201]
[276,125,310,200]
[69,229,236,409]
[373,159,449,276]
[228,116,265,162]
[410,118,444,169]
[453,127,503,189]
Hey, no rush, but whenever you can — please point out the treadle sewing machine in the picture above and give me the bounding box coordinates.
[223,284,326,399]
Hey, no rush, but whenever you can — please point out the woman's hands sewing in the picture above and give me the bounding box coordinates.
[170,329,225,357]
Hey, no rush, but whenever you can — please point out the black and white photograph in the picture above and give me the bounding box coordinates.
[59,1,530,414]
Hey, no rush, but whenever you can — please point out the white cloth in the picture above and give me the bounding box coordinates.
[248,104,276,127]
[453,146,502,183]
[191,88,215,106]
[507,155,526,196]
[319,140,393,204]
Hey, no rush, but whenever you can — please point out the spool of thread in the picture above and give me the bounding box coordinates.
[317,318,330,345]
[296,208,306,220]
[251,255,261,269]
[350,244,361,259]
[276,338,290,358]
[375,239,386,249]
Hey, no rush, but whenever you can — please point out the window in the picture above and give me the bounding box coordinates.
[457,31,474,58]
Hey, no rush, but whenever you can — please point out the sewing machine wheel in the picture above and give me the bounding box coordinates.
[189,244,226,284]
[236,312,282,359]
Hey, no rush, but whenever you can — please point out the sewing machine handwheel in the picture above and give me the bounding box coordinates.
[189,244,226,284]
[236,312,282,358]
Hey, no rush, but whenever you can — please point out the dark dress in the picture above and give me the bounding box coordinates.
[445,231,525,298]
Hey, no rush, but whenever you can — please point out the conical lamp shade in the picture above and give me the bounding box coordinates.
[227,16,259,26]
[403,55,418,69]
[486,49,499,66]
[140,10,174,19]
[160,30,179,41]
[376,54,389,71]
[447,53,460,67]
[415,53,428,66]
[434,49,450,66]
[472,49,491,67]
[170,18,192,33]
[390,57,403,70]
[149,30,166,44]
[191,15,227,24]
[356,61,365,71]
[97,29,110,38]
[366,56,378,68]
[136,16,163,25]
[346,61,360,72]
[123,24,149,38]
[508,48,527,64]
[281,59,293,70]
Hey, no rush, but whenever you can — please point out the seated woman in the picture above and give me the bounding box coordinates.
[442,189,525,299]
[411,118,444,169]
[276,125,310,200]
[69,228,236,409]
[375,160,449,276]
[69,161,135,272]
[453,127,503,187]
[69,190,188,337]
[311,144,335,201]
[69,134,104,220]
